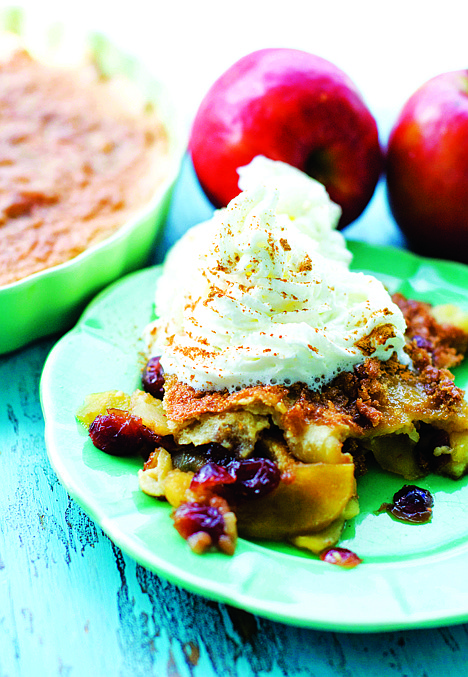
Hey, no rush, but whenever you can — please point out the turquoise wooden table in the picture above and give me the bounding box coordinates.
[3,157,468,677]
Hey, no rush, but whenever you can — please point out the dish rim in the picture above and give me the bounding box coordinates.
[0,17,186,354]
[40,242,468,632]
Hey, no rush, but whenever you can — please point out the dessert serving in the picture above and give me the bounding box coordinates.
[78,157,468,560]
[0,43,170,287]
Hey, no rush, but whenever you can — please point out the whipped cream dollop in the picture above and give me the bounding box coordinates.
[147,156,408,392]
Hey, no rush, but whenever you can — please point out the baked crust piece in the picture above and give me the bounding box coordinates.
[161,293,468,479]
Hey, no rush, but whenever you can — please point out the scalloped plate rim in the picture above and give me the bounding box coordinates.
[40,240,468,632]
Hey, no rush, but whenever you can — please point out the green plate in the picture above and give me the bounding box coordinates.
[41,241,468,632]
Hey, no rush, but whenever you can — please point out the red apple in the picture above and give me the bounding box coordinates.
[189,48,383,228]
[387,70,468,261]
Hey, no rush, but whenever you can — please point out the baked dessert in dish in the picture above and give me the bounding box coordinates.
[0,42,170,286]
[78,157,468,558]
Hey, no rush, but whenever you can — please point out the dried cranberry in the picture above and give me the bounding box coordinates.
[189,457,281,502]
[320,547,362,568]
[190,462,236,491]
[226,458,281,501]
[172,502,226,543]
[380,484,434,523]
[413,335,433,352]
[89,408,161,458]
[142,356,165,399]
[202,442,235,466]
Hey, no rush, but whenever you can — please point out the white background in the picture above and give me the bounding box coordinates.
[8,0,468,137]
[5,0,468,248]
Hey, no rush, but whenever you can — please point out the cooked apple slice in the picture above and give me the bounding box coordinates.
[77,389,170,435]
[235,461,357,540]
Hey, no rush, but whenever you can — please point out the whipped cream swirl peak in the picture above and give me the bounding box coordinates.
[147,156,408,392]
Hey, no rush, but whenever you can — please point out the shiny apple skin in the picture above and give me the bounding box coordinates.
[387,70,468,261]
[189,48,383,228]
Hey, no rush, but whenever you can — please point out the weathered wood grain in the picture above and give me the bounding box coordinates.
[3,339,468,677]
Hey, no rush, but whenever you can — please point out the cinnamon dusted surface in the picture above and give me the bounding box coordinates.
[164,356,468,435]
[392,292,468,369]
[162,294,468,451]
[0,49,169,286]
